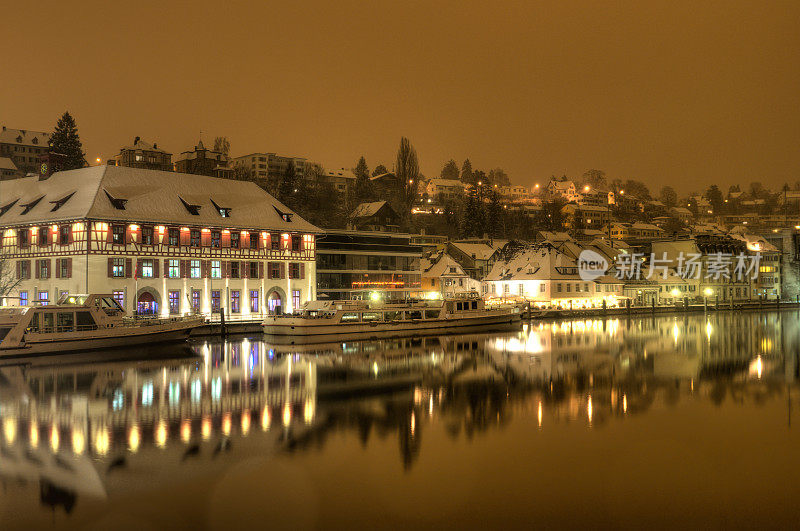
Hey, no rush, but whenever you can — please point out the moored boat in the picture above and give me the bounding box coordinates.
[0,294,203,358]
[263,294,522,343]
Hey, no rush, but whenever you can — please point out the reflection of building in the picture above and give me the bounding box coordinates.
[315,229,422,301]
[0,165,318,315]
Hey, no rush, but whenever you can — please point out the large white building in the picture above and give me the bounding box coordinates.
[0,166,319,316]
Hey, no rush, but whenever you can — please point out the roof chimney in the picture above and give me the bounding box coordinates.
[153,143,158,149]
[134,136,140,145]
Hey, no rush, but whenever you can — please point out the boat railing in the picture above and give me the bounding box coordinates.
[29,324,100,333]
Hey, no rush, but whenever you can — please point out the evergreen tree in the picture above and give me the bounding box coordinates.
[461,190,483,237]
[49,111,86,171]
[396,137,420,225]
[277,161,298,209]
[353,156,375,202]
[441,159,460,180]
[486,189,503,238]
[460,159,474,184]
[704,184,724,213]
[372,164,389,176]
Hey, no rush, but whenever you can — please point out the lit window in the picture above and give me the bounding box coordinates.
[231,290,240,313]
[141,259,154,278]
[168,259,180,278]
[250,290,259,313]
[112,258,125,277]
[211,260,221,279]
[190,260,201,279]
[191,290,201,311]
[38,291,49,306]
[211,231,221,248]
[168,290,180,314]
[19,291,28,306]
[112,290,124,308]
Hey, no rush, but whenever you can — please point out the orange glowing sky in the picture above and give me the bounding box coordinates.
[4,0,800,192]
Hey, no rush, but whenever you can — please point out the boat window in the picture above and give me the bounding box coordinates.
[341,312,360,322]
[384,311,402,321]
[472,301,478,309]
[57,312,75,332]
[456,302,463,311]
[362,312,381,322]
[407,310,423,319]
[28,312,39,331]
[41,313,54,332]
[425,310,441,319]
[76,311,95,329]
[446,302,454,312]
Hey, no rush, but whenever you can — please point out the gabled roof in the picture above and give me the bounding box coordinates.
[485,244,580,282]
[352,200,393,218]
[0,127,50,146]
[427,178,465,187]
[0,157,18,171]
[0,165,319,232]
[449,241,497,261]
[120,138,170,153]
[423,253,467,278]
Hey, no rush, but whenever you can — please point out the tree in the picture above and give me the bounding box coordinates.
[461,189,484,237]
[749,181,765,199]
[537,197,566,230]
[473,170,487,186]
[460,159,474,184]
[372,164,388,176]
[49,112,86,171]
[277,161,299,209]
[213,136,231,156]
[704,184,724,213]
[353,156,375,202]
[396,137,420,224]
[488,168,510,187]
[659,186,678,207]
[440,159,460,180]
[622,179,651,199]
[582,169,607,190]
[233,162,255,182]
[486,189,503,237]
[0,258,21,300]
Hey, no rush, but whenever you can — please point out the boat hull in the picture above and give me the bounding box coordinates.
[263,311,522,344]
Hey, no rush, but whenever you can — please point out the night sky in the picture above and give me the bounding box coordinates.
[4,0,799,192]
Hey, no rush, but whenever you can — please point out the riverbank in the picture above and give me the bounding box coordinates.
[524,299,799,320]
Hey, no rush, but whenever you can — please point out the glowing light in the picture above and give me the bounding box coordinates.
[282,404,292,427]
[201,416,212,440]
[222,412,232,436]
[181,420,191,443]
[370,291,381,302]
[410,411,416,436]
[30,422,39,448]
[373,361,379,376]
[3,418,16,444]
[261,407,271,431]
[304,400,315,424]
[155,420,168,448]
[241,410,251,435]
[72,429,85,455]
[50,425,60,452]
[537,401,543,427]
[587,396,593,424]
[623,394,627,413]
[670,289,680,297]
[704,288,713,297]
[96,426,110,455]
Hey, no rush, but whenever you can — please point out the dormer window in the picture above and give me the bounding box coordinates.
[20,196,44,215]
[50,191,76,212]
[104,190,127,210]
[32,138,38,145]
[179,197,201,215]
[274,206,293,222]
[211,199,231,217]
[0,198,19,217]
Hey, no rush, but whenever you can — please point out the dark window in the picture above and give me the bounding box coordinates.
[291,236,301,251]
[231,232,240,249]
[211,290,221,312]
[190,229,200,247]
[59,259,69,278]
[289,263,300,279]
[249,262,258,279]
[168,228,180,246]
[59,225,70,244]
[230,261,240,279]
[38,228,47,246]
[39,259,49,278]
[211,231,220,248]
[112,225,125,244]
[19,261,29,278]
[249,232,258,249]
[142,226,154,245]
[269,262,280,279]
[270,233,280,250]
[18,228,28,247]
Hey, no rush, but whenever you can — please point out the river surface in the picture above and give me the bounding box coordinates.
[1,310,800,529]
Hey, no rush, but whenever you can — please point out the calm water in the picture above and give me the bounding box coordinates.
[2,310,800,529]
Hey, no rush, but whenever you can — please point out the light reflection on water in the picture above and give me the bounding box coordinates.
[1,310,800,528]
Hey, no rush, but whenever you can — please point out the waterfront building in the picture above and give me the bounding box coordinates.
[0,166,319,316]
[110,137,172,172]
[446,240,503,281]
[0,126,50,175]
[315,230,422,301]
[483,243,623,308]
[420,252,480,298]
[172,139,233,179]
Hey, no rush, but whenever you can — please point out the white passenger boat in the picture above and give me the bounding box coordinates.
[263,295,522,342]
[0,294,203,358]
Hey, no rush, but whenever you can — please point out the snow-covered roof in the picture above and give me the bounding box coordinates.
[0,127,50,146]
[352,201,390,218]
[0,165,320,232]
[324,168,356,179]
[450,242,497,261]
[549,180,575,191]
[120,138,170,153]
[0,157,17,171]
[631,222,662,231]
[423,253,467,278]
[485,244,580,282]
[427,178,465,187]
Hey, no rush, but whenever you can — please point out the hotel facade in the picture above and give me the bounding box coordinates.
[0,166,319,317]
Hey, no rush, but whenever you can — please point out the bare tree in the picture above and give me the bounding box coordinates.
[0,258,21,301]
[396,137,420,223]
[213,136,231,157]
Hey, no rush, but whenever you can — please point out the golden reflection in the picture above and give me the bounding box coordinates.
[623,394,627,413]
[261,407,271,431]
[587,395,593,424]
[155,420,168,448]
[201,416,212,440]
[30,422,39,448]
[180,420,191,443]
[537,401,542,428]
[72,429,85,455]
[303,400,315,425]
[410,411,416,437]
[241,410,251,435]
[96,426,110,455]
[282,404,291,427]
[50,425,59,452]
[128,425,140,453]
[222,412,232,436]
[3,417,16,444]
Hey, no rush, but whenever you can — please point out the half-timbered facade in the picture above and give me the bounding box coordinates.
[0,165,319,316]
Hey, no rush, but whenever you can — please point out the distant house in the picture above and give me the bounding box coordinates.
[560,203,611,228]
[447,241,502,280]
[350,201,401,232]
[420,252,481,296]
[425,178,466,203]
[0,156,20,180]
[111,137,172,172]
[173,139,232,179]
[319,167,356,194]
[669,207,693,222]
[0,126,51,174]
[546,180,579,202]
[370,172,404,212]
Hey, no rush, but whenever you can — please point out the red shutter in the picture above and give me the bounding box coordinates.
[135,259,142,278]
[125,227,133,244]
[300,263,305,279]
[16,261,21,279]
[153,259,160,278]
[180,260,188,278]
[106,225,113,243]
[68,226,74,244]
[258,262,264,279]
[242,261,248,279]
[164,259,170,277]
[66,258,72,279]
[180,229,190,246]
[259,233,266,250]
[55,259,60,279]
[125,258,132,278]
[35,260,40,279]
[201,231,210,247]
[222,232,231,248]
[25,260,31,279]
[280,263,285,279]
